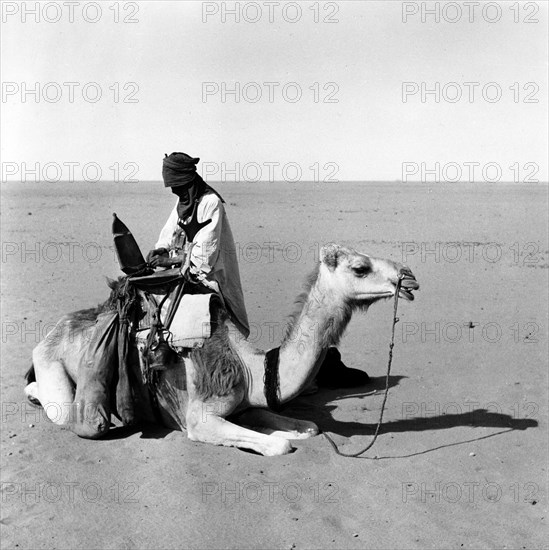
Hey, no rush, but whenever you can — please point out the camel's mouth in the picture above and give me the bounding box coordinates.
[398,288,415,301]
[397,272,420,301]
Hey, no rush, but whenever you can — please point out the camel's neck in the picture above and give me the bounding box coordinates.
[277,271,353,402]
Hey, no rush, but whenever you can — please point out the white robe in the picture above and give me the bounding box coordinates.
[155,192,250,337]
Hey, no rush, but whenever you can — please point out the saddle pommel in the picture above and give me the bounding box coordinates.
[112,213,148,275]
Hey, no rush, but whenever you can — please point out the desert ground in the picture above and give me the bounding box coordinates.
[1,180,547,549]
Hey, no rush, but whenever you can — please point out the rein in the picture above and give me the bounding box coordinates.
[323,274,404,457]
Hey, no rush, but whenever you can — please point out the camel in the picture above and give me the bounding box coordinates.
[24,244,419,456]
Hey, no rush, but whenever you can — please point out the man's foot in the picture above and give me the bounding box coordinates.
[316,348,370,389]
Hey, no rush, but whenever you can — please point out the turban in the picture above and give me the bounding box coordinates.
[162,152,225,220]
[162,152,200,188]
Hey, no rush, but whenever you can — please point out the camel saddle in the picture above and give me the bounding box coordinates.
[133,278,217,349]
[113,213,218,378]
[112,211,218,344]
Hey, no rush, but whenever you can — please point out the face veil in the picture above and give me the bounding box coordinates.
[162,152,224,219]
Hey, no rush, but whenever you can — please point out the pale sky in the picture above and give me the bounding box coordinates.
[1,0,548,182]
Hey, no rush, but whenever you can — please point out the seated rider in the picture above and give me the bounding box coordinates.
[147,152,250,338]
[148,152,368,389]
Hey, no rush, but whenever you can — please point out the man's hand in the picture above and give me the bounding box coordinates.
[146,248,168,262]
[149,255,174,268]
[148,253,185,269]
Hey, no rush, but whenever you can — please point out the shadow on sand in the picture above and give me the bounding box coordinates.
[102,374,538,454]
[282,375,538,458]
[101,422,174,441]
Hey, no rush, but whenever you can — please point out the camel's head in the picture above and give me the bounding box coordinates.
[319,244,419,305]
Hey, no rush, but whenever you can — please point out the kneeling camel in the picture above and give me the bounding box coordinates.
[25,244,419,456]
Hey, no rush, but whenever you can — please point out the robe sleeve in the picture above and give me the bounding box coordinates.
[188,195,223,279]
[154,200,179,250]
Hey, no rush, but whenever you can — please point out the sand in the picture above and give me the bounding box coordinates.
[1,181,547,549]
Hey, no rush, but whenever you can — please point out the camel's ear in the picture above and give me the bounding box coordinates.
[320,243,343,270]
[105,276,125,291]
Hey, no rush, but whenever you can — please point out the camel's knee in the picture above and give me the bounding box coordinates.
[42,401,73,425]
[186,399,232,437]
[73,421,110,439]
[72,401,111,439]
[186,404,228,442]
[186,408,205,440]
[186,413,198,436]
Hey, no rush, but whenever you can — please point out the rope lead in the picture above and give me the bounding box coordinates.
[323,274,404,457]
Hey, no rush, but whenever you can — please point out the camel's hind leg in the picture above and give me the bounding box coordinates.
[235,408,319,440]
[30,345,75,425]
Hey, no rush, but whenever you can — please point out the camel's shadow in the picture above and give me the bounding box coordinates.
[102,376,407,441]
[101,423,173,441]
[102,374,538,443]
[281,375,538,437]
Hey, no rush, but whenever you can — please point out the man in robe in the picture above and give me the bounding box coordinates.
[148,152,368,388]
[147,152,250,338]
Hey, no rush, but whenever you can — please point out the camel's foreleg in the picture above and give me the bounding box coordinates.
[234,408,319,440]
[186,399,294,456]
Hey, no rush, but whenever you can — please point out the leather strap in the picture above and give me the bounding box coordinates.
[163,280,186,331]
[264,347,282,411]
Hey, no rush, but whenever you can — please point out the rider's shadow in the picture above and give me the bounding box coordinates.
[281,375,538,437]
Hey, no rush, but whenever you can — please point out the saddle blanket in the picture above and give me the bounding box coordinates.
[136,292,215,349]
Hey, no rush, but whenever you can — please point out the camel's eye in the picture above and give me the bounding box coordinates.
[351,265,371,277]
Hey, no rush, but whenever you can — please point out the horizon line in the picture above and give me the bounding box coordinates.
[2,180,548,185]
